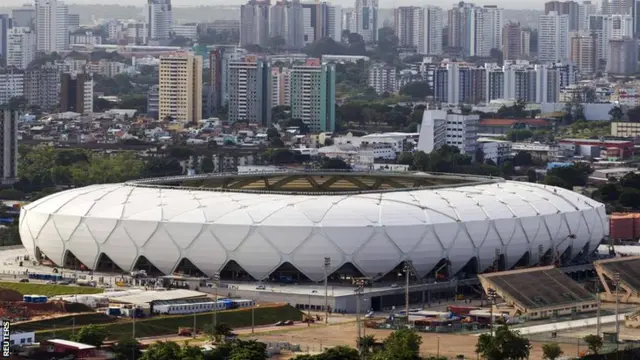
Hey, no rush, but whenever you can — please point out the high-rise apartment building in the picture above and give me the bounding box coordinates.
[271,67,291,107]
[368,63,396,94]
[240,0,270,47]
[607,37,638,74]
[545,1,580,30]
[270,0,303,49]
[570,33,597,74]
[146,0,172,43]
[158,53,203,122]
[521,29,531,56]
[578,1,597,31]
[12,7,36,29]
[67,13,79,32]
[502,22,523,60]
[538,11,570,63]
[0,109,18,184]
[431,62,577,105]
[24,64,60,112]
[448,3,501,57]
[354,0,378,43]
[605,0,632,14]
[588,14,633,63]
[289,59,335,133]
[60,72,92,114]
[35,0,69,53]
[0,69,24,106]
[0,15,11,66]
[227,56,271,126]
[290,2,343,45]
[7,27,36,70]
[484,5,504,51]
[208,48,225,115]
[342,9,355,35]
[393,6,443,55]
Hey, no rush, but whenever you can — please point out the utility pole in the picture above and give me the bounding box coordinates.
[404,260,412,319]
[193,312,197,339]
[487,288,497,337]
[324,257,330,325]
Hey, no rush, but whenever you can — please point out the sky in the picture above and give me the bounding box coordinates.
[3,0,547,10]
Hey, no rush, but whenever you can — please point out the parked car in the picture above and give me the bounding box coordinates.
[19,279,29,283]
[256,284,266,290]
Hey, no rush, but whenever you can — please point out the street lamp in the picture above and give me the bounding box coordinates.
[212,271,220,327]
[487,288,497,337]
[403,260,413,319]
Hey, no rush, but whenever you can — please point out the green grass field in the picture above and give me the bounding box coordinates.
[13,313,119,332]
[0,281,104,297]
[34,305,303,341]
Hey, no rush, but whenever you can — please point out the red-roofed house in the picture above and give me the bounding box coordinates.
[478,119,552,134]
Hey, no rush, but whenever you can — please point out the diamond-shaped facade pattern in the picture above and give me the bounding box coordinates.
[19,181,608,280]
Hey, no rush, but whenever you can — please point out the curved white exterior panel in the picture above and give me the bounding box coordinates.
[19,181,608,281]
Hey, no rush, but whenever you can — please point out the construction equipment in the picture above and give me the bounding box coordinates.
[553,234,576,267]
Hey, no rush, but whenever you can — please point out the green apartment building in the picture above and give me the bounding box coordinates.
[289,59,336,132]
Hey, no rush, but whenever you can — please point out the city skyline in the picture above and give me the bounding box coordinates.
[1,0,555,10]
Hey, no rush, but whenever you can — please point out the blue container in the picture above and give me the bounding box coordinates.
[108,308,121,316]
[23,295,32,303]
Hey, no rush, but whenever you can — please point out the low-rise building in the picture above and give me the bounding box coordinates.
[611,122,640,137]
[478,138,512,164]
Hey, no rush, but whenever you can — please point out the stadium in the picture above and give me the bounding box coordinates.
[18,171,607,283]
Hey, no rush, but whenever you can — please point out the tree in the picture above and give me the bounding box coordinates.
[476,325,531,360]
[358,334,377,354]
[543,175,569,189]
[320,158,351,170]
[399,82,431,100]
[609,106,624,121]
[70,324,107,348]
[513,151,533,167]
[598,182,622,202]
[583,334,603,354]
[375,328,422,360]
[200,155,215,174]
[397,152,414,165]
[292,346,359,360]
[111,337,142,360]
[139,341,182,360]
[542,343,563,360]
[619,188,640,209]
[212,323,233,343]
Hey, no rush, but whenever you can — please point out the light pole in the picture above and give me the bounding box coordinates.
[353,278,369,354]
[212,271,220,328]
[614,271,620,351]
[307,294,311,327]
[487,288,497,337]
[324,257,331,325]
[404,260,412,319]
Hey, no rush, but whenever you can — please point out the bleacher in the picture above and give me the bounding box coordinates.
[596,257,640,293]
[479,266,594,311]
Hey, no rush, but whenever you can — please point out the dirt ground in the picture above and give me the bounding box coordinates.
[249,322,584,360]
